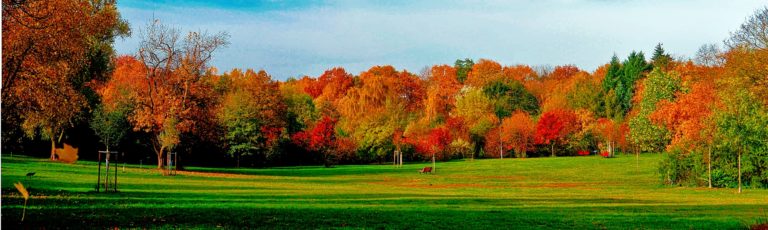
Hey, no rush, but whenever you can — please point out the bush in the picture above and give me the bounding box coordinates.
[658,150,700,186]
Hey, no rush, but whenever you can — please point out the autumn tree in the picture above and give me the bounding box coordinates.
[3,0,128,159]
[485,110,536,157]
[280,79,318,134]
[535,109,581,157]
[420,127,451,168]
[594,118,627,158]
[481,79,538,158]
[454,87,497,157]
[465,59,503,88]
[337,66,425,162]
[424,65,461,123]
[103,20,229,169]
[305,67,354,104]
[292,116,339,167]
[219,69,287,167]
[650,81,717,186]
[502,111,535,158]
[628,69,680,153]
[567,72,603,115]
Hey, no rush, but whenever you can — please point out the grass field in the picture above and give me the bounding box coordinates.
[2,154,767,229]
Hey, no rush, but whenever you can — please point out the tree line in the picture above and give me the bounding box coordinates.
[3,1,767,189]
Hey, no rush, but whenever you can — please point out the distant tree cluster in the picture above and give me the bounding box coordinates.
[2,1,767,189]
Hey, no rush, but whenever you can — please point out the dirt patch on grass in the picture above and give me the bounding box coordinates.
[177,171,261,179]
[401,183,502,189]
[514,182,606,190]
[368,178,502,189]
[524,183,581,188]
[368,177,608,190]
[448,175,527,180]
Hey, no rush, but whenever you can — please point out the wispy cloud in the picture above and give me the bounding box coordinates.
[115,0,765,79]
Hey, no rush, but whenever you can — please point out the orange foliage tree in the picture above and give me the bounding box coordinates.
[465,59,503,87]
[650,82,718,150]
[103,20,229,169]
[305,67,354,104]
[337,66,425,161]
[3,0,128,160]
[424,65,461,123]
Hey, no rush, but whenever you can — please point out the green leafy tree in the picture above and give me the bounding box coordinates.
[567,73,602,115]
[629,69,680,153]
[454,58,474,83]
[602,52,651,119]
[651,43,673,70]
[713,81,768,191]
[90,104,131,153]
[483,80,539,117]
[219,70,287,167]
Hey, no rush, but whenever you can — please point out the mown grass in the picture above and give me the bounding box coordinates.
[2,154,766,229]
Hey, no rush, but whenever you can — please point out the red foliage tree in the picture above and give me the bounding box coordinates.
[292,116,339,167]
[535,109,581,157]
[305,67,354,103]
[428,127,452,160]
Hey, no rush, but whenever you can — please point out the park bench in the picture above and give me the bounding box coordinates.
[419,166,433,174]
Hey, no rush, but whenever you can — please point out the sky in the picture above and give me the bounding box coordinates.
[114,0,766,80]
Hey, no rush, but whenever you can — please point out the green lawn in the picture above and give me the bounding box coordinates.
[2,154,766,229]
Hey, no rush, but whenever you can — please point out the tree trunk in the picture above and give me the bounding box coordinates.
[393,150,396,166]
[50,138,56,160]
[432,153,436,173]
[399,150,402,167]
[157,147,165,169]
[499,133,503,159]
[738,147,742,194]
[551,143,555,157]
[708,145,712,188]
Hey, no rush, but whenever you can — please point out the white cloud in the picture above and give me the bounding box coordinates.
[115,0,766,79]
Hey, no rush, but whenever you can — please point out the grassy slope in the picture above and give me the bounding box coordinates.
[1,154,766,229]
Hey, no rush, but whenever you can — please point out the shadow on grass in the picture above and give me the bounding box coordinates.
[184,164,424,178]
[1,202,758,229]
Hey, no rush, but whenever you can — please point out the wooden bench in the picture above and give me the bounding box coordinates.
[419,166,433,174]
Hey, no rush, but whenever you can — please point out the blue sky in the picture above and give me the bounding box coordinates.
[115,0,766,80]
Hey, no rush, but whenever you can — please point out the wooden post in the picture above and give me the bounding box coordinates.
[114,152,118,192]
[105,151,110,191]
[96,151,102,192]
